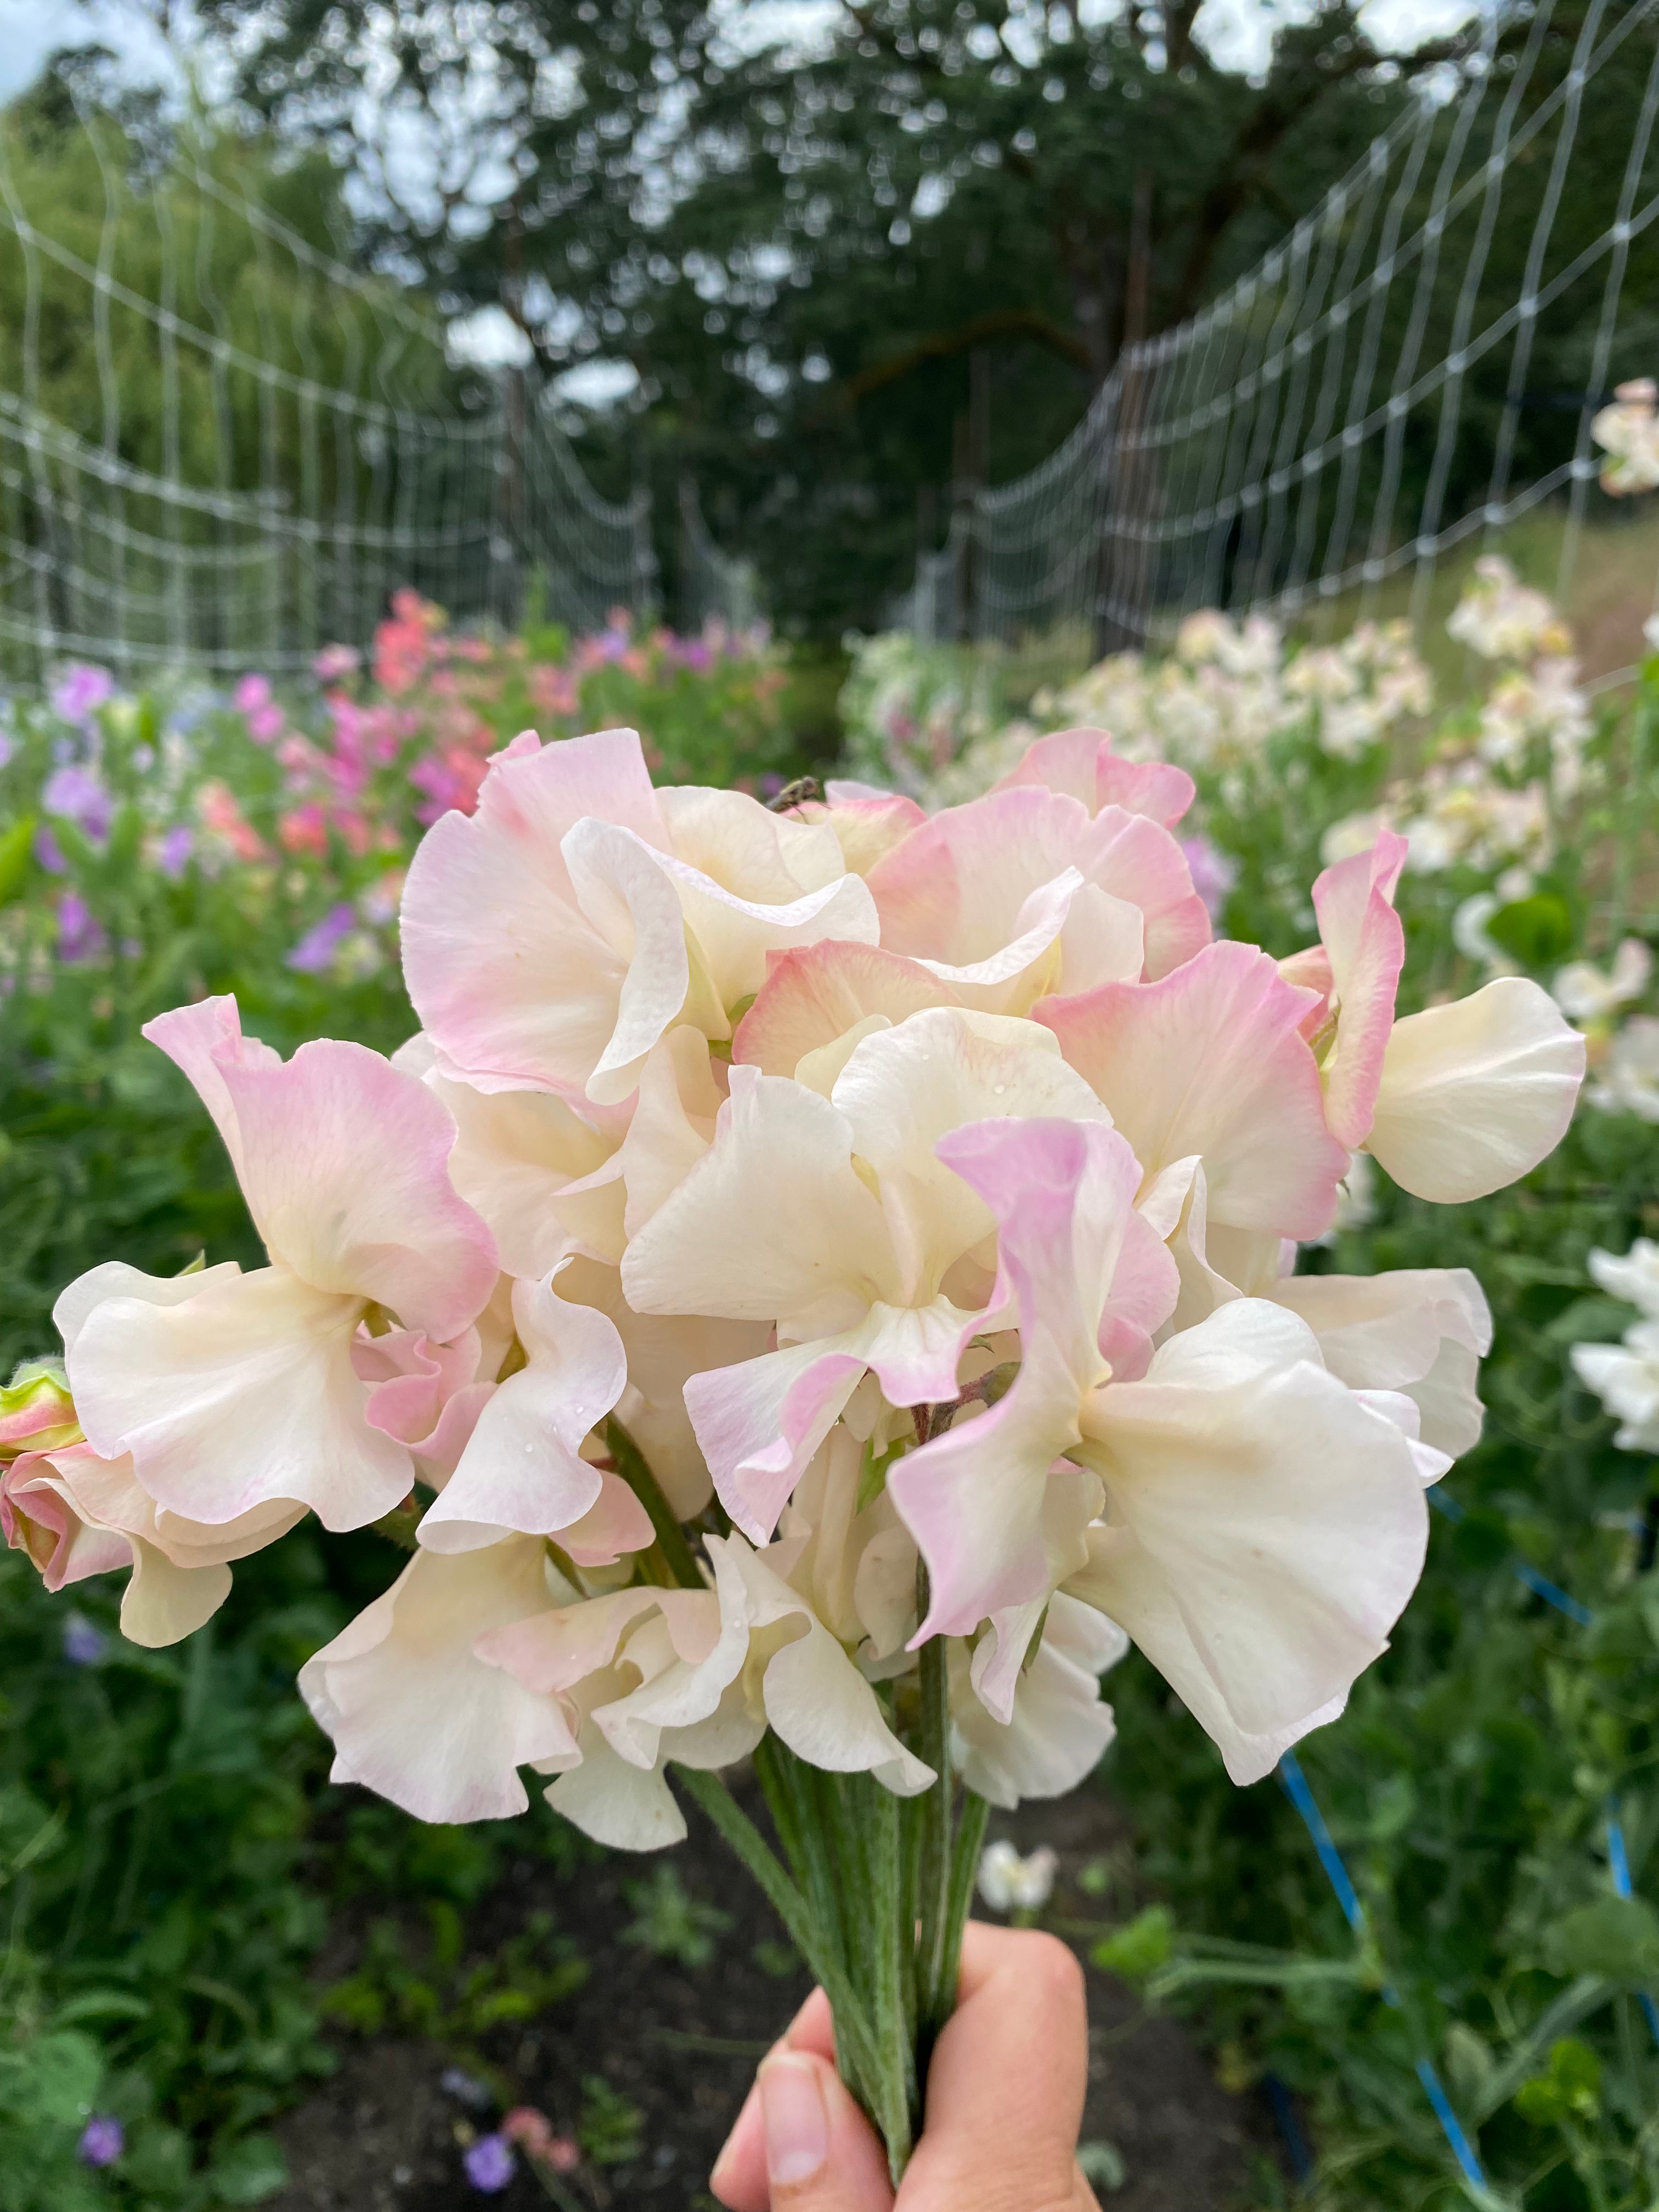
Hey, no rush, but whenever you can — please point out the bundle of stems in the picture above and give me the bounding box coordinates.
[605,1417,990,2182]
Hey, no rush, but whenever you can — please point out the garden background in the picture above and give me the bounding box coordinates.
[3,4,1659,2210]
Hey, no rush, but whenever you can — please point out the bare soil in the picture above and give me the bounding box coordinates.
[268,1779,1270,2212]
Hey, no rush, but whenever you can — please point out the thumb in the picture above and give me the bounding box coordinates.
[751,2050,896,2212]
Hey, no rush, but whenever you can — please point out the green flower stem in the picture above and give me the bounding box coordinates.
[603,1416,704,1591]
[941,1784,990,2006]
[674,1765,886,2095]
[913,1622,955,2068]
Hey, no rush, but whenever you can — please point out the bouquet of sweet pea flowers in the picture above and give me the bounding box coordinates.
[3,724,1586,2177]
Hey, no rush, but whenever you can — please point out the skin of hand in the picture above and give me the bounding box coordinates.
[708,1921,1104,2212]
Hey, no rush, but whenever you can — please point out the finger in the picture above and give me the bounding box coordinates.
[899,1923,1096,2212]
[747,2051,895,2212]
[710,1987,842,2207]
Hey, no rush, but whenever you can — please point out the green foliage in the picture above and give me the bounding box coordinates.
[620,1864,733,1972]
[576,2075,645,2169]
[320,1908,586,2044]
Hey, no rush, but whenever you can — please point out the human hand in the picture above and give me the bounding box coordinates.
[708,1922,1103,2212]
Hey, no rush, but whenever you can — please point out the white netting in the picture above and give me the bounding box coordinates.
[902,0,1659,647]
[678,474,763,631]
[0,95,654,674]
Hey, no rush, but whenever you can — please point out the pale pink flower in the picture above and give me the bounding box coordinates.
[60,996,499,1533]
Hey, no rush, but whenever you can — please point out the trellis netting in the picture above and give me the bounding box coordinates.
[0,94,658,674]
[902,0,1659,648]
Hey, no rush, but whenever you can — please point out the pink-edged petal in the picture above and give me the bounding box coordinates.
[951,1593,1127,1808]
[868,787,1088,968]
[1365,978,1585,1200]
[142,996,279,1178]
[797,789,929,875]
[1073,806,1212,980]
[357,1328,493,1478]
[435,1071,625,1276]
[732,941,958,1077]
[227,1040,497,1336]
[2,1449,132,1590]
[618,1026,723,1237]
[1311,832,1408,1148]
[891,1118,1161,1641]
[70,1264,411,1530]
[561,817,698,1100]
[1071,1299,1427,1768]
[419,1271,629,1553]
[300,1538,572,1822]
[831,1008,1110,1307]
[478,1585,718,1696]
[401,730,673,1100]
[621,1065,896,1332]
[684,1333,872,1542]
[991,727,1195,830]
[1278,945,1335,1038]
[1040,940,1349,1239]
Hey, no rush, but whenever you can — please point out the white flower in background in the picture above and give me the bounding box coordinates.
[1447,556,1572,663]
[1592,378,1659,496]
[1588,1237,1659,1320]
[1587,1015,1659,1121]
[1452,893,1520,977]
[975,1839,1060,1913]
[1476,660,1590,776]
[1552,939,1652,1023]
[1322,811,1391,867]
[1571,1240,1659,1449]
[1309,1150,1376,1246]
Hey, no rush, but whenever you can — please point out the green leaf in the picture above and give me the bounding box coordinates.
[1544,1895,1659,1984]
[0,815,35,904]
[211,2131,289,2205]
[1089,1905,1174,1983]
[1483,893,1575,968]
[0,2030,102,2126]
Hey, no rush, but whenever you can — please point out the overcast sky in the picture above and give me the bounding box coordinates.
[0,0,1481,106]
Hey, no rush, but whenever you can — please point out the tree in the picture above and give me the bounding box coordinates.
[196,0,1482,630]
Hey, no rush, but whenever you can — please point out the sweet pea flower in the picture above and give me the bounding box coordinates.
[0,1363,81,1460]
[42,763,114,846]
[156,825,194,879]
[1588,1015,1659,1120]
[622,1007,1115,1538]
[888,1116,1430,1781]
[955,1601,1127,1812]
[286,904,357,974]
[864,781,1211,1011]
[1551,938,1652,1023]
[57,893,108,964]
[1284,832,1584,1200]
[401,729,879,1105]
[60,996,499,1534]
[974,1838,1063,1910]
[51,663,114,725]
[1587,1237,1659,1320]
[2,1440,304,1646]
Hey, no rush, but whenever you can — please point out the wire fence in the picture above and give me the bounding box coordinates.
[0,93,657,674]
[900,0,1659,651]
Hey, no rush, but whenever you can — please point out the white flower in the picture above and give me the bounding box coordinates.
[1447,556,1572,662]
[1588,1238,1659,1321]
[1592,379,1659,496]
[1551,940,1652,1023]
[1588,1015,1659,1121]
[1572,1321,1659,1449]
[975,1839,1060,1913]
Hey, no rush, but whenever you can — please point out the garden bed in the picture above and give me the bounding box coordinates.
[269,1785,1263,2212]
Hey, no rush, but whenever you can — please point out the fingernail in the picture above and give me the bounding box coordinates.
[759,2053,830,2187]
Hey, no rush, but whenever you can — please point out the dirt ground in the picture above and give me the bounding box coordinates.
[268,1780,1275,2212]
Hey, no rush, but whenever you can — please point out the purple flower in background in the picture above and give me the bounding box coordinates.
[1180,833,1239,924]
[286,903,356,975]
[51,663,115,726]
[676,637,713,673]
[34,825,66,874]
[463,2135,516,2193]
[43,764,114,847]
[63,1613,106,1666]
[0,732,13,771]
[157,825,195,880]
[57,893,108,964]
[759,772,785,800]
[77,2117,123,2166]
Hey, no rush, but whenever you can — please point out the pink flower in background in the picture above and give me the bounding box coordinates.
[198,780,268,862]
[50,663,114,725]
[313,642,360,681]
[278,803,330,857]
[528,663,580,717]
[233,673,286,743]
